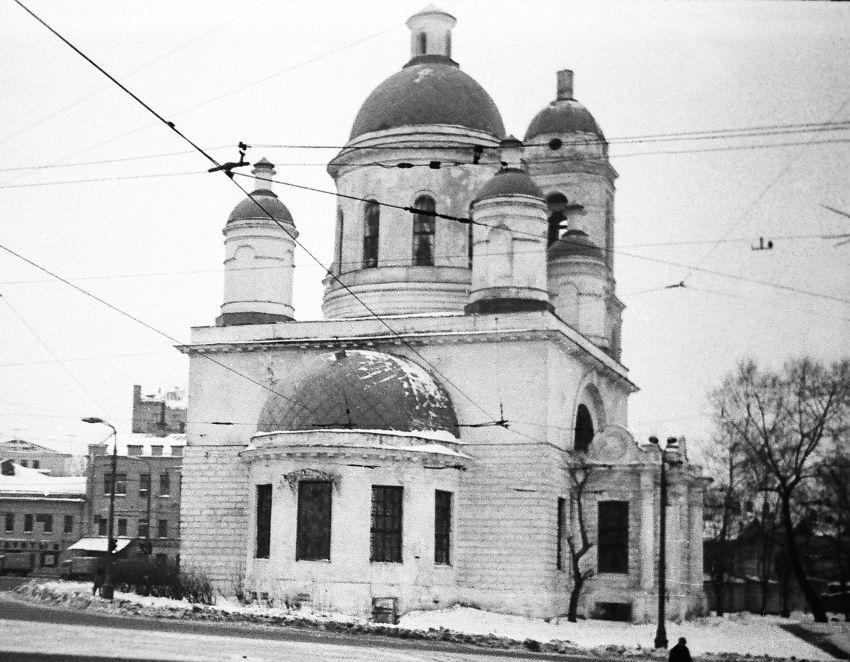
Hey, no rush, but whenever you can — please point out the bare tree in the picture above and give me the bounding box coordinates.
[814,449,850,621]
[565,459,595,622]
[711,357,849,623]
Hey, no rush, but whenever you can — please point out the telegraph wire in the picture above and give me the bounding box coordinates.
[0,5,249,150]
[0,170,203,189]
[678,86,850,285]
[14,0,500,427]
[0,293,112,417]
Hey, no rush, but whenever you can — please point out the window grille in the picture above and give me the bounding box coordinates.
[371,486,403,563]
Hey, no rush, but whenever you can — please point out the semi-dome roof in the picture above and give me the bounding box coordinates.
[524,70,604,141]
[228,190,293,224]
[473,167,544,204]
[257,350,459,436]
[349,55,505,140]
[548,229,605,262]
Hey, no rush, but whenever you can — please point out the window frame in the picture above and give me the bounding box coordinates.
[138,518,149,539]
[158,519,168,539]
[412,195,436,266]
[104,473,127,496]
[139,473,151,497]
[295,480,332,561]
[4,513,14,532]
[159,472,171,497]
[557,497,566,571]
[362,201,380,269]
[117,518,127,537]
[24,514,33,533]
[434,490,452,565]
[371,485,403,563]
[597,500,629,574]
[63,514,73,534]
[255,484,272,559]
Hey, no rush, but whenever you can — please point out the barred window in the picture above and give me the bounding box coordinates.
[412,195,436,266]
[598,501,629,574]
[256,484,272,559]
[296,481,332,561]
[371,486,403,563]
[363,201,380,268]
[434,490,452,565]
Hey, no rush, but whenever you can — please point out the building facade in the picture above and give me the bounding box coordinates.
[0,439,76,476]
[179,6,706,621]
[132,384,187,435]
[84,435,184,565]
[0,460,85,572]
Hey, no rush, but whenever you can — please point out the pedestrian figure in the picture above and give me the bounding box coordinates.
[92,567,103,597]
[669,637,692,662]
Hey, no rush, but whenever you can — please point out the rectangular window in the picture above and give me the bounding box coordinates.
[24,514,33,533]
[371,485,403,563]
[117,518,127,536]
[159,473,171,496]
[127,444,142,456]
[35,514,53,534]
[598,501,629,574]
[363,201,380,268]
[557,497,566,570]
[434,490,452,565]
[138,518,149,538]
[255,484,272,559]
[296,481,332,561]
[150,445,163,457]
[5,513,14,532]
[139,473,150,496]
[64,515,73,534]
[103,473,127,496]
[158,519,168,538]
[96,516,107,536]
[20,460,28,467]
[33,460,40,469]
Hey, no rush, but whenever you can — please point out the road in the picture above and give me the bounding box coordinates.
[0,583,602,662]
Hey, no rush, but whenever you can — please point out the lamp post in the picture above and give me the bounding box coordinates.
[83,417,117,600]
[649,435,679,649]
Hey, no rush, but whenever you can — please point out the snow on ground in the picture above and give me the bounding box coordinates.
[398,606,835,661]
[33,582,837,661]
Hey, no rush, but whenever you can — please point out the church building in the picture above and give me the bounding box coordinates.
[179,6,706,622]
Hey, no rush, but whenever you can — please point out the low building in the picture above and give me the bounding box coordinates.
[0,460,86,573]
[0,439,77,476]
[84,435,184,566]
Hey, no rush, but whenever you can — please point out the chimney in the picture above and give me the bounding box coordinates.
[557,69,574,100]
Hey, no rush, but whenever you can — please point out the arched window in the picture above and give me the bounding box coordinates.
[574,404,594,452]
[363,201,379,269]
[417,32,427,55]
[412,195,435,266]
[546,192,568,247]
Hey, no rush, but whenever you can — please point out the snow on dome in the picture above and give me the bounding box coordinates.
[257,350,459,437]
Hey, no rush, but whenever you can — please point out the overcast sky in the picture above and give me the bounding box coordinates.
[0,0,848,459]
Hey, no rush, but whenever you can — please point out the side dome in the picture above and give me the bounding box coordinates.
[548,229,605,262]
[473,167,544,204]
[349,56,505,140]
[524,70,604,141]
[257,350,459,437]
[228,189,293,224]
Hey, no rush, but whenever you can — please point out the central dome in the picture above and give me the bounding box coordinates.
[257,350,459,436]
[349,55,505,140]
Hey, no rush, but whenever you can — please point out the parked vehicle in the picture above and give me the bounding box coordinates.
[0,553,35,576]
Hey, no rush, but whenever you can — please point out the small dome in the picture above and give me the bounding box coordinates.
[473,167,544,204]
[548,229,605,262]
[257,350,459,437]
[349,56,505,140]
[525,70,604,141]
[228,190,293,225]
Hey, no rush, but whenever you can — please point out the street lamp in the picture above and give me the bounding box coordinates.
[83,416,117,600]
[649,435,680,649]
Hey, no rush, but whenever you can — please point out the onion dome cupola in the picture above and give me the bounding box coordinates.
[323,6,507,320]
[525,70,618,276]
[466,138,551,315]
[217,158,298,326]
[548,229,622,359]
